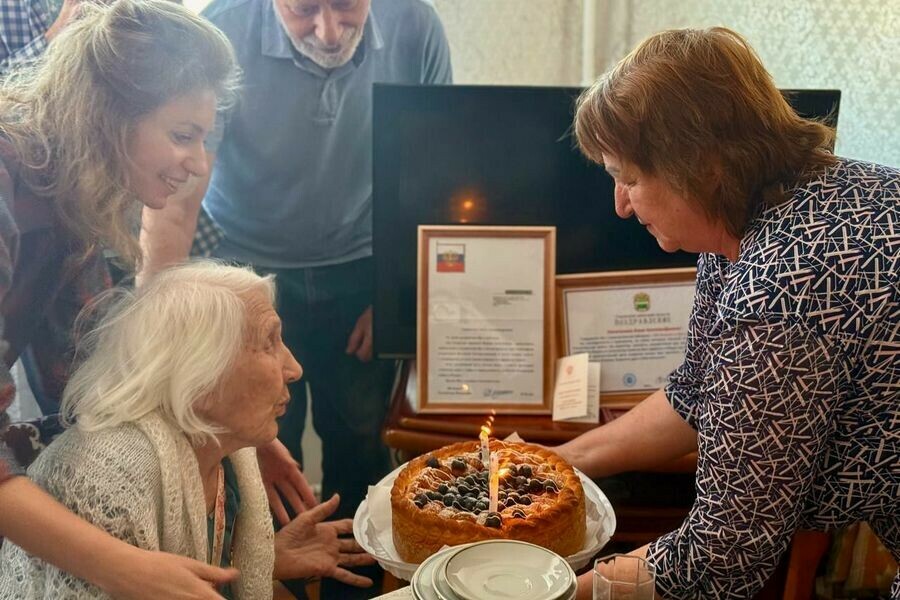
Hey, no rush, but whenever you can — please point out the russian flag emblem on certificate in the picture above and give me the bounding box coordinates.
[436,243,465,272]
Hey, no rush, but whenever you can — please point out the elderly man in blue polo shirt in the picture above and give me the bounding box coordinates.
[142,0,451,596]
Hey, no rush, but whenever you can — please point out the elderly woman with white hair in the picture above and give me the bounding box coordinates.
[0,261,374,599]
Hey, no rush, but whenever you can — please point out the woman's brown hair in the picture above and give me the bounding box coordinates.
[575,27,837,238]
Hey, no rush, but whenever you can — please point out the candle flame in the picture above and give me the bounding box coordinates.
[481,412,494,437]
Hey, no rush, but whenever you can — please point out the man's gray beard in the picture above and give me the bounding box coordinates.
[282,19,364,69]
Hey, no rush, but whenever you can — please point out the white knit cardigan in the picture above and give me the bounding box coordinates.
[0,412,274,599]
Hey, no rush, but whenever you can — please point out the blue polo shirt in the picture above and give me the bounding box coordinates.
[202,0,452,268]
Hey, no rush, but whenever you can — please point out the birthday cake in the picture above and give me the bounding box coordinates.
[390,440,586,563]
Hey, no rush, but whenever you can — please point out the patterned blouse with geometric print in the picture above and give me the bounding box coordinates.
[647,157,899,599]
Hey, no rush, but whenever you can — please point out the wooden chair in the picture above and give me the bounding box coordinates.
[0,414,64,471]
[783,530,832,600]
[0,414,65,549]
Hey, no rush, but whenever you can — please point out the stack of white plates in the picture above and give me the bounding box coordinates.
[410,540,577,600]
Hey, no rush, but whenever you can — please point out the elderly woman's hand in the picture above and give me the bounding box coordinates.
[257,438,319,525]
[273,494,376,587]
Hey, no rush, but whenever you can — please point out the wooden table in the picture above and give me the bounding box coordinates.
[381,360,696,546]
[382,360,695,472]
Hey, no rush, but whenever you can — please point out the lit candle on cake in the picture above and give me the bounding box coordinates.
[489,453,499,513]
[479,425,490,468]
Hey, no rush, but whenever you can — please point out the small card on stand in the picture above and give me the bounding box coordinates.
[567,362,601,424]
[552,353,589,421]
[552,354,601,423]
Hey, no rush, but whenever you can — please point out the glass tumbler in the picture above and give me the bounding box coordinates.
[592,554,656,600]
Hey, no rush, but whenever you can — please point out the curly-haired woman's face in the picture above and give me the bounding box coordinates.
[127,88,216,209]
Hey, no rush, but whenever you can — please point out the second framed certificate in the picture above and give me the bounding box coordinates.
[417,225,556,414]
[557,268,696,408]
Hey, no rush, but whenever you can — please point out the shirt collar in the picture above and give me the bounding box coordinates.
[261,2,384,66]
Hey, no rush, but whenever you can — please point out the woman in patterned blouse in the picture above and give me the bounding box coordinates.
[558,27,898,599]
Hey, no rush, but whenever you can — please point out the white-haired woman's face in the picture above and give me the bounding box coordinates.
[200,290,302,448]
[127,88,216,209]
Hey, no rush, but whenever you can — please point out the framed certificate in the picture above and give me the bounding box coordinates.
[557,268,696,408]
[417,225,556,414]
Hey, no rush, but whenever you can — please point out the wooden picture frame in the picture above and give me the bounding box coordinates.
[556,267,696,408]
[417,225,556,414]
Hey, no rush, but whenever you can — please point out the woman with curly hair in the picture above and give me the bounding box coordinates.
[0,1,250,597]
